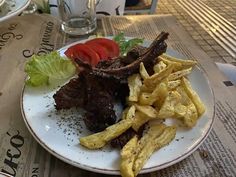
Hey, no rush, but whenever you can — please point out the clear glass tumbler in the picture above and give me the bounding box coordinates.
[57,0,97,35]
[22,1,38,14]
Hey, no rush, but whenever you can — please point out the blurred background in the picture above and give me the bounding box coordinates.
[32,0,236,63]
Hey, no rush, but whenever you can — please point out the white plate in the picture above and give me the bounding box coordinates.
[0,172,13,177]
[21,38,215,175]
[0,0,30,22]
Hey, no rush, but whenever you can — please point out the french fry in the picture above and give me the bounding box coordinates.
[135,104,158,118]
[181,77,205,116]
[152,82,169,109]
[135,123,166,153]
[153,60,167,73]
[121,123,166,177]
[183,102,198,127]
[144,63,174,88]
[134,140,156,176]
[176,85,198,127]
[158,56,182,71]
[140,82,168,106]
[151,82,168,104]
[122,107,130,119]
[139,92,153,105]
[126,99,137,107]
[174,103,187,118]
[140,84,153,93]
[80,119,133,149]
[168,67,192,81]
[133,126,176,176]
[120,135,138,177]
[154,126,177,149]
[176,85,192,105]
[167,80,181,90]
[125,105,136,119]
[79,132,106,150]
[139,62,150,80]
[128,74,142,102]
[157,91,182,119]
[132,111,151,132]
[161,53,197,69]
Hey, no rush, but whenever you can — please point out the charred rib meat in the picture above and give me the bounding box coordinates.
[92,32,169,80]
[53,69,129,132]
[53,32,169,132]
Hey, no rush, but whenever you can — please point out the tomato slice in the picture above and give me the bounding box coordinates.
[85,42,109,60]
[64,47,75,59]
[65,43,100,66]
[85,38,120,59]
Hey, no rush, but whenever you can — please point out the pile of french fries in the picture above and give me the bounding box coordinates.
[80,53,205,177]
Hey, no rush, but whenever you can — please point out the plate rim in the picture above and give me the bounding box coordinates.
[0,0,31,23]
[0,171,14,177]
[20,37,215,175]
[0,0,6,7]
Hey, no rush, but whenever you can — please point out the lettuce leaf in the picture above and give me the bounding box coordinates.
[25,51,76,87]
[113,32,144,56]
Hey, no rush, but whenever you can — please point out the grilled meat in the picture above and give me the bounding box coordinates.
[110,128,137,148]
[81,71,127,132]
[53,76,86,110]
[96,45,147,69]
[110,124,145,148]
[54,69,129,132]
[91,32,168,80]
[53,32,169,132]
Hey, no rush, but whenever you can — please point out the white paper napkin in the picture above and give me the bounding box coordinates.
[216,62,236,85]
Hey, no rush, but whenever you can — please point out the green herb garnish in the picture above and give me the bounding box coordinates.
[113,32,144,56]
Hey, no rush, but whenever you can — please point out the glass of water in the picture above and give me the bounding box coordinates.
[57,0,97,35]
[22,0,38,14]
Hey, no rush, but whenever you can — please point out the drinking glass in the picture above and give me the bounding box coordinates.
[57,0,98,35]
[22,1,37,14]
